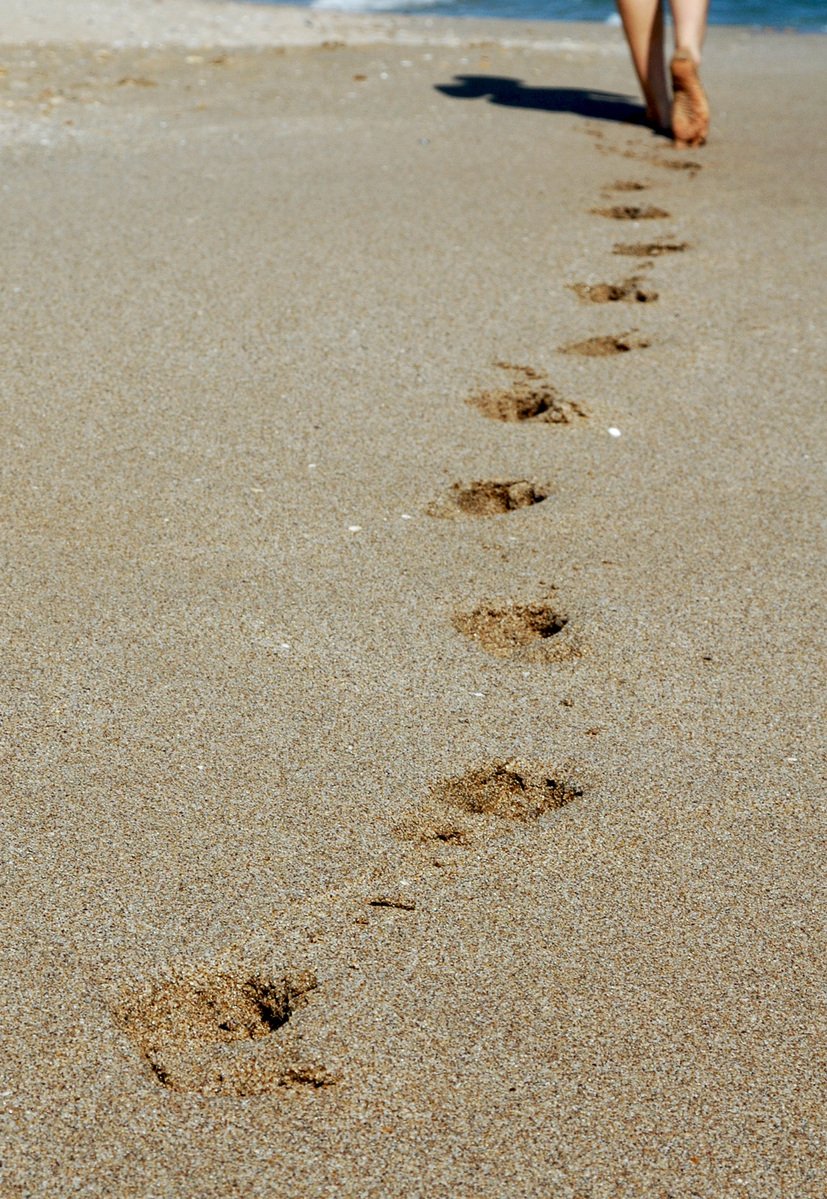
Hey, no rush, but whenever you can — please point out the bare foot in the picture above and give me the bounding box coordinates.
[670,50,709,148]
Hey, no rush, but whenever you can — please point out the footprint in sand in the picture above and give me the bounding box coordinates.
[115,969,337,1096]
[434,760,583,822]
[397,760,584,847]
[623,151,702,176]
[467,363,587,424]
[569,276,658,304]
[559,331,650,356]
[586,132,702,176]
[427,479,549,518]
[591,203,671,220]
[653,157,701,174]
[613,240,688,257]
[582,122,702,174]
[604,179,650,192]
[452,595,581,662]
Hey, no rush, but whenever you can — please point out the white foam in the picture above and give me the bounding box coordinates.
[604,12,622,26]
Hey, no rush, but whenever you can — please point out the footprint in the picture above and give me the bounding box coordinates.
[604,179,649,192]
[432,759,583,823]
[613,240,688,257]
[116,969,337,1096]
[591,204,671,220]
[592,140,701,176]
[559,332,650,357]
[452,597,581,661]
[569,276,658,304]
[653,157,701,173]
[468,364,586,424]
[427,479,549,518]
[397,760,584,847]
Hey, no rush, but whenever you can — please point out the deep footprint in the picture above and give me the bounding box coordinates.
[591,204,670,220]
[432,759,583,822]
[559,332,650,356]
[453,597,580,660]
[428,479,549,518]
[468,363,586,424]
[116,969,336,1096]
[613,241,688,256]
[569,276,658,304]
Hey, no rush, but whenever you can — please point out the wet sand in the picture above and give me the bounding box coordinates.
[1,4,825,1196]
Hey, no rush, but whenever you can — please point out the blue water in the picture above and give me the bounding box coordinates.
[248,0,826,31]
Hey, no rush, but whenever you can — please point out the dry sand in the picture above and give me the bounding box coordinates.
[1,2,826,1195]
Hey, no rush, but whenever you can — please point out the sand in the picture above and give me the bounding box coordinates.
[1,2,825,1195]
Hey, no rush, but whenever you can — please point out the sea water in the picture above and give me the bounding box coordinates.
[246,0,826,32]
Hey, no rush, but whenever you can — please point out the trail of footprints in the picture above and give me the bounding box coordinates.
[117,138,698,1101]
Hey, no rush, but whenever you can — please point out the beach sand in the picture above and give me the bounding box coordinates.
[1,3,825,1195]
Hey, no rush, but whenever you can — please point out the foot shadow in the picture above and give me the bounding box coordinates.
[435,75,651,130]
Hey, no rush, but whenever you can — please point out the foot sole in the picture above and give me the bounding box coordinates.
[670,50,709,148]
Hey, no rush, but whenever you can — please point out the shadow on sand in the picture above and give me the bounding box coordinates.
[435,75,649,128]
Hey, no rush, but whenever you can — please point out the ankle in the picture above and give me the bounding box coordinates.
[674,44,701,67]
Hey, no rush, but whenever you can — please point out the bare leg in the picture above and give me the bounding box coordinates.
[669,0,709,62]
[615,0,670,131]
[669,0,710,146]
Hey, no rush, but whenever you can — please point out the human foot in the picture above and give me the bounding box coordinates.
[670,50,709,148]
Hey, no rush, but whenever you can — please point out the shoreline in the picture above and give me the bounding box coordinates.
[1,0,824,48]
